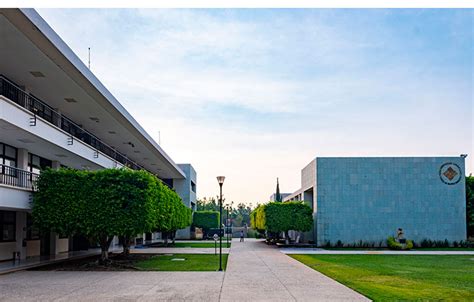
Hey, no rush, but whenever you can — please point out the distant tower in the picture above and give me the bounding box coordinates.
[275,178,282,202]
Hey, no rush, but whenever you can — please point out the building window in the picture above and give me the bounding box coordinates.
[191,181,196,193]
[28,153,52,174]
[0,143,18,168]
[0,210,16,242]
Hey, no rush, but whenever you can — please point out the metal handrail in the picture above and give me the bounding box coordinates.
[0,75,146,172]
[0,164,39,191]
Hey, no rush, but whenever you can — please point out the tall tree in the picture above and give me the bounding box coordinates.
[467,176,474,238]
[33,168,160,263]
[155,181,192,246]
[275,178,282,202]
[193,211,220,238]
[251,201,313,244]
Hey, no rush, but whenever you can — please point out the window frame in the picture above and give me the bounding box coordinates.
[0,142,18,167]
[0,210,16,242]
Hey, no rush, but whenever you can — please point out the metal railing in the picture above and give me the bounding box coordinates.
[0,75,145,171]
[0,164,39,191]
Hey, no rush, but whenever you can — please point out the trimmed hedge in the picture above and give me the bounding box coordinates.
[193,211,220,236]
[250,202,313,239]
[32,168,191,261]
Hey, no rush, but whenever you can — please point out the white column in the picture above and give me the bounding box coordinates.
[49,160,62,255]
[51,160,61,170]
[17,148,28,170]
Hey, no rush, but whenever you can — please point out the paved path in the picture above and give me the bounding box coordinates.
[220,238,369,301]
[0,239,369,301]
[281,248,474,255]
[0,271,223,301]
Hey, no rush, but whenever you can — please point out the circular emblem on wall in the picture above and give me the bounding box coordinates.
[439,163,462,185]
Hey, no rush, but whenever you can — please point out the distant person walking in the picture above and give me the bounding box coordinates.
[240,230,245,242]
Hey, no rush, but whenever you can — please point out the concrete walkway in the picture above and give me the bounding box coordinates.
[220,238,369,301]
[0,239,370,301]
[0,271,223,301]
[281,248,474,255]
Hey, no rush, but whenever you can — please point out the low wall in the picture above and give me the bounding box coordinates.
[26,240,40,257]
[0,242,16,260]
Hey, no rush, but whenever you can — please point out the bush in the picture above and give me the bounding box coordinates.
[387,236,413,250]
[155,180,192,244]
[33,168,163,261]
[193,211,220,237]
[250,201,313,243]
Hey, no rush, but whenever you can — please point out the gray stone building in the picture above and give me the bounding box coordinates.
[284,156,467,246]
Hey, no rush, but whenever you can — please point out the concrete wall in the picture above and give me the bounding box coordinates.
[316,157,467,246]
[174,164,197,239]
[0,242,16,260]
[301,159,316,191]
[0,187,32,210]
[57,238,69,253]
[26,240,40,257]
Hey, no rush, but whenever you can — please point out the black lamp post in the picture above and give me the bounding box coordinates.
[216,176,225,271]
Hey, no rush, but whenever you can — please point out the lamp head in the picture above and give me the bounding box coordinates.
[217,176,225,185]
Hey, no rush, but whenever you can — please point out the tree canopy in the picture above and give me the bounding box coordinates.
[467,176,474,238]
[193,210,220,237]
[251,201,313,242]
[32,168,191,261]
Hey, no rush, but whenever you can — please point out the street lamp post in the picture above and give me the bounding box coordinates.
[216,176,225,272]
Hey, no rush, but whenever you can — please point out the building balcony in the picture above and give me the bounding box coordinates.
[0,75,145,172]
[0,164,38,191]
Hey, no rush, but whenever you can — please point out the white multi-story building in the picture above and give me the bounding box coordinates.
[0,8,196,261]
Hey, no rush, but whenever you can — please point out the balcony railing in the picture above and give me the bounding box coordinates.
[0,75,146,171]
[0,164,39,191]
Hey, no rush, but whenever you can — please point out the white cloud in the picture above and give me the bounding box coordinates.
[37,9,473,203]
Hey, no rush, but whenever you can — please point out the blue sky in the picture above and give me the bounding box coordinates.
[38,9,473,204]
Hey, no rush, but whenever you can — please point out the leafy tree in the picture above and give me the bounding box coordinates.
[89,169,160,257]
[196,197,220,211]
[251,204,266,233]
[232,203,252,227]
[155,181,192,245]
[193,211,220,238]
[32,168,89,237]
[467,175,474,238]
[33,168,166,262]
[251,202,313,244]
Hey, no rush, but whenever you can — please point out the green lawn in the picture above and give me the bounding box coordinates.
[134,253,228,271]
[324,247,474,251]
[290,254,474,301]
[413,248,474,251]
[170,242,231,248]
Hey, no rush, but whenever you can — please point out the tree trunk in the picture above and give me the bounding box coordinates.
[163,232,169,247]
[285,230,290,245]
[172,231,176,244]
[121,235,131,257]
[99,236,114,265]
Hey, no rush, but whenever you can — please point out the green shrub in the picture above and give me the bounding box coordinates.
[250,201,313,242]
[387,236,413,250]
[193,211,220,237]
[33,168,163,261]
[155,180,192,244]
